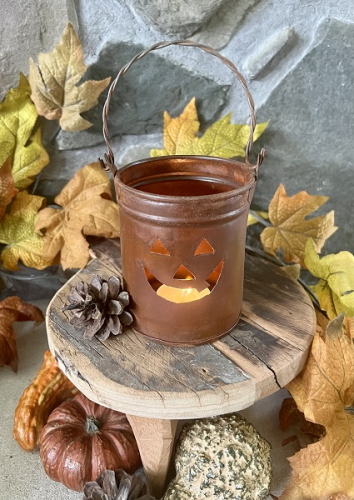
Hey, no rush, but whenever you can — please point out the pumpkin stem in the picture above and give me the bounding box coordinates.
[85,415,101,434]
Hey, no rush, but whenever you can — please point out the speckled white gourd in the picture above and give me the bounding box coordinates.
[163,413,272,499]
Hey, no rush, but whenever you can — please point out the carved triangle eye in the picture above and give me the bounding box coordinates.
[194,239,214,256]
[151,239,170,256]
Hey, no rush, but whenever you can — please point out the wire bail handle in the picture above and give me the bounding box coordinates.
[100,40,266,176]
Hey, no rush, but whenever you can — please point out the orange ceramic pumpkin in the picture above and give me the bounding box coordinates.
[39,393,141,491]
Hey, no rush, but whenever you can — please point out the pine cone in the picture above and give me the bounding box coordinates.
[83,469,156,500]
[63,275,133,341]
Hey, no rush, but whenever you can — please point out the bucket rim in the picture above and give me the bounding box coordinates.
[115,155,257,204]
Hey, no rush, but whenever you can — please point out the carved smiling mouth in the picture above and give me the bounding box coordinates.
[144,260,224,303]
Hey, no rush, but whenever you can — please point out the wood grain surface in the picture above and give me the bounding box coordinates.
[46,239,316,419]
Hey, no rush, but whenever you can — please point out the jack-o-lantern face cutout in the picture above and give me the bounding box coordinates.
[144,238,224,303]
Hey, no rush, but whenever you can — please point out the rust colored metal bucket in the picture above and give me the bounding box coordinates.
[100,41,265,347]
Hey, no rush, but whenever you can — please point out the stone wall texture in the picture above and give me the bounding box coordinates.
[1,0,353,253]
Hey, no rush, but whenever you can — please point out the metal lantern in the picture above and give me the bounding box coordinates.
[100,41,265,347]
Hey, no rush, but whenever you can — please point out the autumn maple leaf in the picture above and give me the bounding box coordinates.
[0,191,56,271]
[0,297,44,372]
[150,97,268,158]
[305,239,354,319]
[0,74,49,190]
[35,163,120,270]
[247,210,269,227]
[281,316,354,499]
[260,184,337,266]
[29,22,110,132]
[0,157,18,220]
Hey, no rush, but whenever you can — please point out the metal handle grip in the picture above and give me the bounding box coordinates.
[101,40,261,175]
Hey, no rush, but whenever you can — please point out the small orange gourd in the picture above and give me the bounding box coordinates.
[39,393,141,491]
[13,349,78,451]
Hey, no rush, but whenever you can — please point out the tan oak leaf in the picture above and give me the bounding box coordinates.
[29,22,110,131]
[260,184,337,266]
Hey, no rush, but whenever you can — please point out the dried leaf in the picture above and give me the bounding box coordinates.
[29,22,110,132]
[289,318,353,423]
[281,316,354,499]
[279,397,303,431]
[315,309,330,332]
[305,239,354,319]
[12,127,49,190]
[0,74,49,189]
[279,397,324,439]
[35,163,120,270]
[282,412,354,500]
[150,97,268,158]
[0,191,56,270]
[260,184,337,266]
[343,317,354,342]
[0,157,18,220]
[282,263,301,281]
[0,296,44,372]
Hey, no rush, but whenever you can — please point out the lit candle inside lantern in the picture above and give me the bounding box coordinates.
[157,285,210,303]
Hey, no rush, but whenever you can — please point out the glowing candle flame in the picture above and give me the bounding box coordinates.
[157,284,210,303]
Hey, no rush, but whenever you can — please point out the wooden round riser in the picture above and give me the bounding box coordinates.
[46,240,315,497]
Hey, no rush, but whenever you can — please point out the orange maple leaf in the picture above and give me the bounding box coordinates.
[0,297,44,372]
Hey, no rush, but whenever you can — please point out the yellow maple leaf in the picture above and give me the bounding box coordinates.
[29,22,110,132]
[0,191,56,271]
[260,184,337,266]
[281,263,301,281]
[35,163,120,270]
[150,97,268,158]
[305,239,354,319]
[281,316,354,499]
[12,127,49,190]
[0,158,18,220]
[0,74,49,190]
[247,210,269,226]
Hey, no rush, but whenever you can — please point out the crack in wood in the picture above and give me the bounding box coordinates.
[54,350,93,390]
[235,340,282,390]
[241,310,312,350]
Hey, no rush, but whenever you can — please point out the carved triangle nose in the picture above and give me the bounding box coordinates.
[173,265,196,280]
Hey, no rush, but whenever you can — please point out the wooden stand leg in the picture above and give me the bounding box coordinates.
[127,415,178,498]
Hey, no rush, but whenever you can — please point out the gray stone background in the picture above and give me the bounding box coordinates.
[0,0,353,254]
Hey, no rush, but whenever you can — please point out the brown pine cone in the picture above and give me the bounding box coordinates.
[63,275,133,341]
[83,469,156,500]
